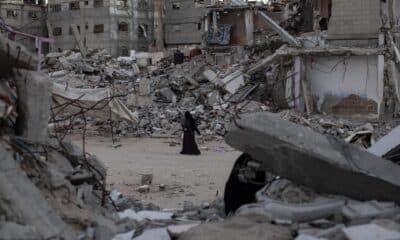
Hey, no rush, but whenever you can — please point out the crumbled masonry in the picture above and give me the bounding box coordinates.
[2,0,400,239]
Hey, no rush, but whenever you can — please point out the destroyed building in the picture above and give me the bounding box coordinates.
[47,0,155,56]
[0,0,47,52]
[3,0,400,240]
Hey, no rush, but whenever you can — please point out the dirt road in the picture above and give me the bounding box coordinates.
[73,136,240,208]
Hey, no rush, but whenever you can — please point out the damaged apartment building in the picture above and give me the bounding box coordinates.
[46,0,154,56]
[0,0,47,52]
[239,0,400,120]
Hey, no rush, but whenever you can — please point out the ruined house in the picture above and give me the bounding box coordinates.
[246,0,395,119]
[0,0,46,52]
[47,0,154,56]
[301,0,385,119]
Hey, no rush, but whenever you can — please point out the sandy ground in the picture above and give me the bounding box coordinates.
[72,136,240,208]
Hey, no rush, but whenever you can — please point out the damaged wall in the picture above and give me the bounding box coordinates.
[164,0,210,46]
[327,0,381,46]
[0,2,46,52]
[47,0,154,56]
[305,55,384,118]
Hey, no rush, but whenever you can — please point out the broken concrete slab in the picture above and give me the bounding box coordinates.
[368,125,400,158]
[295,235,327,240]
[236,197,344,223]
[0,222,41,240]
[202,70,220,85]
[0,145,76,239]
[139,78,152,96]
[136,210,173,221]
[180,214,292,240]
[225,112,400,203]
[220,70,245,94]
[134,228,170,240]
[167,223,200,239]
[0,33,37,73]
[341,223,400,240]
[14,69,52,143]
[341,201,400,223]
[112,230,135,240]
[158,88,177,103]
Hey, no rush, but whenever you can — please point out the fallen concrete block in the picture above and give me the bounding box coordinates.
[49,70,69,78]
[225,112,400,203]
[134,228,170,240]
[139,78,152,96]
[236,197,344,223]
[341,201,400,223]
[368,125,400,162]
[0,145,75,239]
[112,230,135,240]
[342,223,400,240]
[14,69,52,143]
[158,88,177,103]
[295,235,327,240]
[180,215,292,240]
[0,222,41,240]
[220,70,244,94]
[118,209,144,221]
[202,70,220,85]
[136,210,173,221]
[298,224,345,240]
[167,223,200,239]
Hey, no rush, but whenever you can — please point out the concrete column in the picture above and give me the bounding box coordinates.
[153,0,164,50]
[244,10,254,46]
[212,10,218,30]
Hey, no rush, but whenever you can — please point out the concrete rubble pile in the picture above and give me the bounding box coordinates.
[43,47,273,140]
[0,35,231,240]
[161,111,400,240]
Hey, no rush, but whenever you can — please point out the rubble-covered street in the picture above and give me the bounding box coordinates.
[2,0,400,239]
[73,136,239,208]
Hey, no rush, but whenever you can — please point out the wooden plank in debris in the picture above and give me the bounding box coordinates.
[247,46,387,75]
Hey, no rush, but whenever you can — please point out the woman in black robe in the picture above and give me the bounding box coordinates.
[180,111,201,155]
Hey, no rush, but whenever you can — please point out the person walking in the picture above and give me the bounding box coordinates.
[180,111,201,155]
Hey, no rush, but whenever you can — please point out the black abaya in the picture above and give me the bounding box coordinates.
[180,113,201,155]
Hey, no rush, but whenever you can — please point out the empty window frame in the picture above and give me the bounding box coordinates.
[120,46,129,56]
[6,10,18,18]
[138,0,147,10]
[172,3,180,9]
[93,24,104,33]
[172,25,181,32]
[69,1,80,10]
[118,22,128,32]
[50,4,61,12]
[53,27,62,36]
[94,0,103,8]
[28,11,38,19]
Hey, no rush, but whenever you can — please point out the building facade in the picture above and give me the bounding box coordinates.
[0,0,46,52]
[164,0,211,47]
[47,0,154,56]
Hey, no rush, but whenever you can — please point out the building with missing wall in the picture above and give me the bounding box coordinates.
[47,0,154,56]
